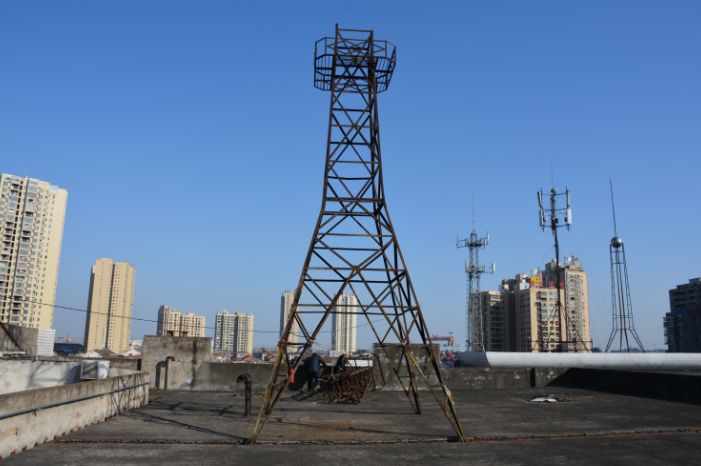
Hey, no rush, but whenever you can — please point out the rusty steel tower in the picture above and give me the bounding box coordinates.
[248,25,465,444]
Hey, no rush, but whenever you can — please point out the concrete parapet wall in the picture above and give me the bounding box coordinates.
[0,325,39,356]
[142,335,212,388]
[162,361,273,392]
[0,371,149,459]
[442,367,567,390]
[373,344,441,391]
[549,368,701,404]
[151,360,566,393]
[0,360,82,395]
[81,357,140,372]
[0,359,145,395]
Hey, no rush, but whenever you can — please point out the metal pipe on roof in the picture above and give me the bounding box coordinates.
[457,351,701,371]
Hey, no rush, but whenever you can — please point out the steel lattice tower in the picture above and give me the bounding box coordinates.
[457,211,494,351]
[605,181,644,352]
[248,25,465,444]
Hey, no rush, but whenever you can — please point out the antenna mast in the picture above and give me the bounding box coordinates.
[605,180,645,352]
[537,186,584,352]
[457,202,495,351]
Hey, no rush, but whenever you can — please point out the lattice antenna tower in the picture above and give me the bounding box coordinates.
[248,25,465,444]
[537,186,573,352]
[605,180,644,352]
[456,201,495,351]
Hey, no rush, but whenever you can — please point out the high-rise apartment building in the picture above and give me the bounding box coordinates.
[479,257,592,353]
[471,291,509,351]
[233,312,254,355]
[83,259,136,353]
[214,310,254,355]
[664,278,701,352]
[157,305,181,336]
[180,312,206,337]
[214,310,235,353]
[513,285,564,352]
[0,174,67,329]
[280,290,300,345]
[543,257,592,352]
[157,305,206,337]
[332,292,357,354]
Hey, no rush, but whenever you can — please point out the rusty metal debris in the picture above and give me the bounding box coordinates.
[248,24,465,444]
[326,367,374,404]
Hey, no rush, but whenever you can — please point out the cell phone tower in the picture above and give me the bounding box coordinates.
[605,180,645,352]
[248,25,465,444]
[456,205,495,351]
[537,186,574,352]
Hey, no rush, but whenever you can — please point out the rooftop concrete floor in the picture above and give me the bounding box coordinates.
[6,387,701,465]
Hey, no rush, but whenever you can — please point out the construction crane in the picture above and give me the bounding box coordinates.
[430,333,456,348]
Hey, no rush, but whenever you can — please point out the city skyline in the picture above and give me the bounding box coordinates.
[2,2,700,349]
[1,168,696,351]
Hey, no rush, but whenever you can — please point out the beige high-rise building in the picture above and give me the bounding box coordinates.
[157,305,181,336]
[180,312,206,337]
[156,305,206,337]
[514,286,565,352]
[280,290,300,345]
[0,174,67,329]
[332,292,357,354]
[543,257,592,352]
[233,312,254,355]
[490,257,592,353]
[83,259,136,353]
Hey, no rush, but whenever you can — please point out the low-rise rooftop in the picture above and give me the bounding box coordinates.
[6,386,701,465]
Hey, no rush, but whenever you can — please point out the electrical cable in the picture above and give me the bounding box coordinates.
[18,298,389,336]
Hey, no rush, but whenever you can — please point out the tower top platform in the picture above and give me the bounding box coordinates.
[314,26,396,93]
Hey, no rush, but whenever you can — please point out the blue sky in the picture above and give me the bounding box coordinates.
[1,1,699,349]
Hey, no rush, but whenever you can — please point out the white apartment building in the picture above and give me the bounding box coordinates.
[0,174,67,329]
[215,310,254,355]
[280,290,300,345]
[332,292,357,354]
